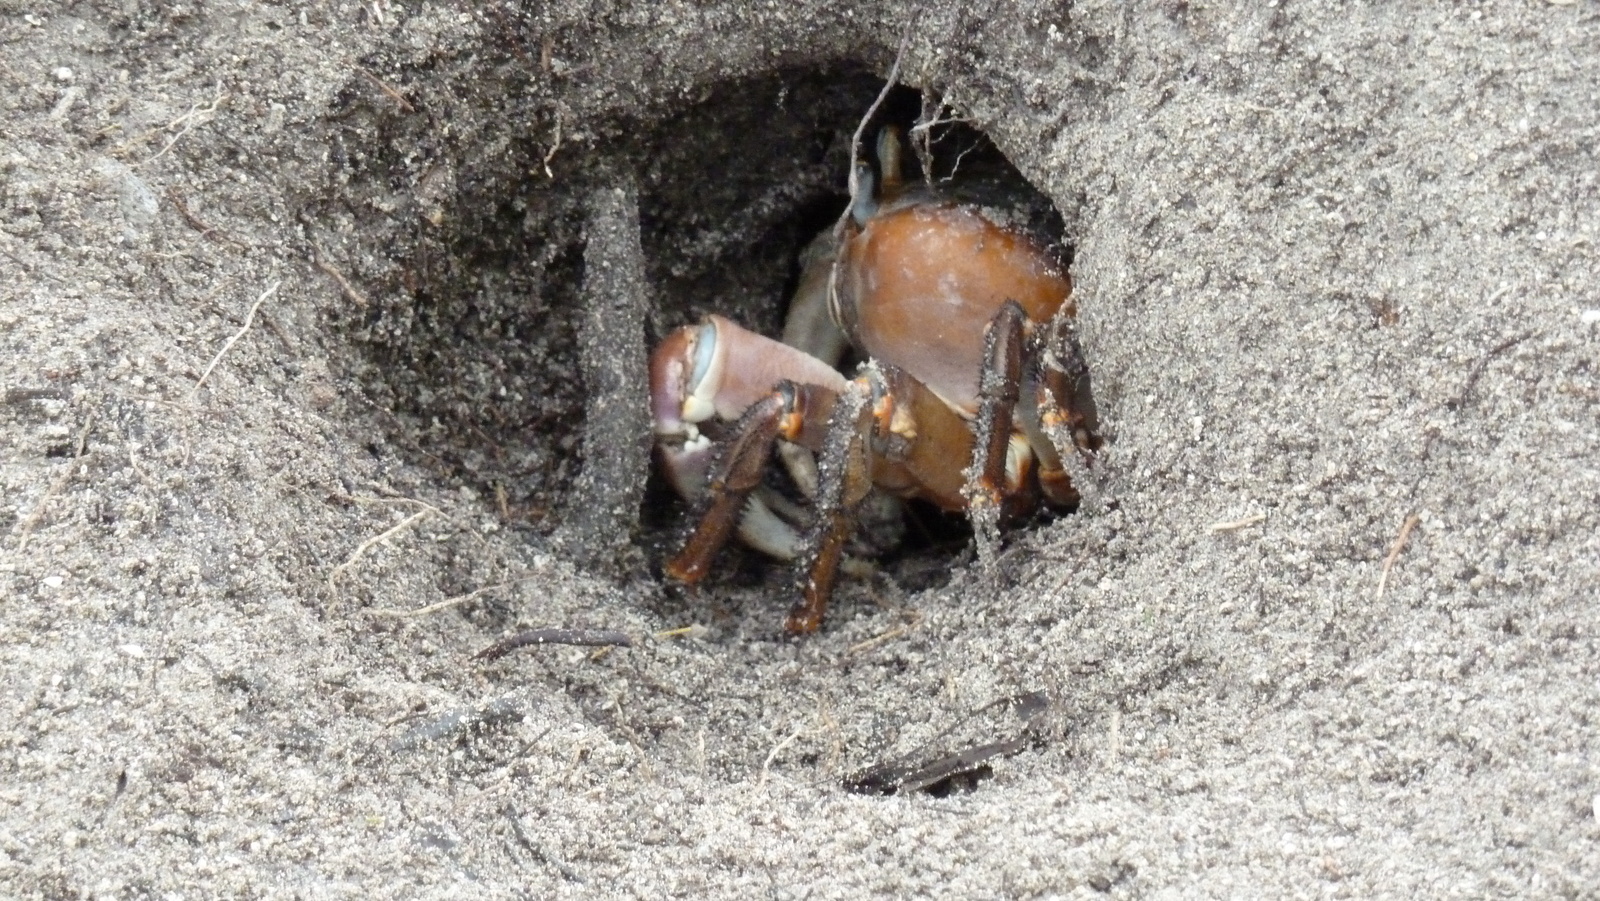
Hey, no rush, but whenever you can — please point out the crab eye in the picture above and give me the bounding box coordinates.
[688,321,718,394]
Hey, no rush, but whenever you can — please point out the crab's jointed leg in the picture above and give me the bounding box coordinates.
[787,355,994,634]
[1028,312,1101,507]
[962,300,1032,570]
[789,379,876,634]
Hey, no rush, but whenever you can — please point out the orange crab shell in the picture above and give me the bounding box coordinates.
[833,201,1073,416]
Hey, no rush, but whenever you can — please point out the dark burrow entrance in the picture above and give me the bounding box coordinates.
[636,72,1083,615]
[318,58,1083,627]
[639,72,1082,603]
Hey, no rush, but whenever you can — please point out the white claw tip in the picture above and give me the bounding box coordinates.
[682,394,715,423]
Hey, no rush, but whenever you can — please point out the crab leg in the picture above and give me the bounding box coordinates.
[968,301,1027,508]
[786,358,988,633]
[1028,312,1100,506]
[960,301,1031,569]
[788,380,875,634]
[664,389,785,585]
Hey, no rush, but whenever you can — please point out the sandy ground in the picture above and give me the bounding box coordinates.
[3,1,1599,898]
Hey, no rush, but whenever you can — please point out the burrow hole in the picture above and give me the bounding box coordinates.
[337,64,1077,607]
[638,71,1077,600]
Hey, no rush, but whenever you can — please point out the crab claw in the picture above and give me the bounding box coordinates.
[649,315,851,560]
[651,315,846,436]
[650,314,849,443]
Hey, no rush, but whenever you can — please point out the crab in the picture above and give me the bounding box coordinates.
[649,127,1099,633]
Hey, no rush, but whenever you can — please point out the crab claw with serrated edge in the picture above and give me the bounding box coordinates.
[649,314,850,563]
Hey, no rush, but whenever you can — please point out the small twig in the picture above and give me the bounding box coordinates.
[847,624,910,655]
[372,494,495,553]
[505,805,582,883]
[327,509,433,591]
[1375,513,1421,599]
[843,738,1026,795]
[191,280,280,397]
[337,493,451,519]
[840,692,1050,795]
[911,92,945,188]
[259,311,294,354]
[909,106,970,140]
[1209,512,1267,533]
[938,139,982,184]
[474,628,633,661]
[1445,331,1533,411]
[820,19,918,325]
[366,574,545,618]
[141,83,225,166]
[310,249,370,308]
[109,422,152,488]
[73,412,96,458]
[1417,330,1534,469]
[840,22,915,227]
[652,624,708,641]
[357,66,415,113]
[758,725,807,789]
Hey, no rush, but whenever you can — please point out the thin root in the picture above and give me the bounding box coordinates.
[1375,513,1421,599]
[474,628,633,662]
[367,573,545,618]
[311,250,370,308]
[192,280,280,397]
[847,623,910,655]
[653,624,709,641]
[1209,512,1267,533]
[542,110,563,178]
[357,66,415,113]
[167,188,250,248]
[140,82,226,166]
[826,19,916,315]
[327,509,433,592]
[757,724,807,789]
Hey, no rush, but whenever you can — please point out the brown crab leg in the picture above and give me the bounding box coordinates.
[960,301,1032,572]
[1029,313,1101,506]
[788,380,875,634]
[968,300,1027,510]
[652,315,852,564]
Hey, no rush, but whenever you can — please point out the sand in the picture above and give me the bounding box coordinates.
[3,1,1598,897]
